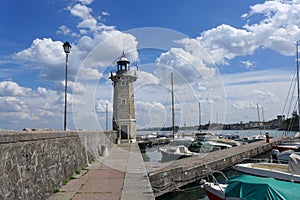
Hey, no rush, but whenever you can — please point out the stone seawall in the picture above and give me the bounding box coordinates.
[0,130,117,200]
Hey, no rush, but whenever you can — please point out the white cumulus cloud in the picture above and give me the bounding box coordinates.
[0,81,32,96]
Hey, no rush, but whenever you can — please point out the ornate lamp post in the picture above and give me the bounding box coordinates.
[63,41,71,130]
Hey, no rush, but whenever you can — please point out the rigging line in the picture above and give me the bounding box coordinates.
[287,80,296,120]
[287,74,297,118]
[287,100,298,132]
[282,70,296,115]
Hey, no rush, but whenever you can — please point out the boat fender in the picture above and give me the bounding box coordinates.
[199,179,206,185]
[271,149,279,161]
[271,149,279,155]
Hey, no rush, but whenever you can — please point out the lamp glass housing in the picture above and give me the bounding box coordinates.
[63,41,71,54]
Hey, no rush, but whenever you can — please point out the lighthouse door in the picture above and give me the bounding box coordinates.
[121,125,129,140]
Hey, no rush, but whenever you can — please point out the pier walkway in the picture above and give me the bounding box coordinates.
[47,143,154,200]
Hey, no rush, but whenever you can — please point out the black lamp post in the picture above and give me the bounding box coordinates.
[63,41,71,131]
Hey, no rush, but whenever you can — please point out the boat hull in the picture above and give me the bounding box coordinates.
[203,184,225,200]
[160,150,191,161]
[233,163,300,183]
[273,145,299,152]
[159,145,193,162]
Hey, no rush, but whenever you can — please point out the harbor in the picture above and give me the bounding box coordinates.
[146,137,281,197]
[136,129,298,199]
[4,0,300,199]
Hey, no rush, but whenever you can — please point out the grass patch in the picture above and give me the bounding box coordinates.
[62,179,68,185]
[53,188,60,193]
[69,175,76,180]
[82,164,89,170]
[75,169,80,174]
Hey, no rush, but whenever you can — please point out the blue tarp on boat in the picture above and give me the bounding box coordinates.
[225,175,300,200]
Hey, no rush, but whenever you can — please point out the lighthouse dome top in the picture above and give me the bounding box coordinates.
[117,52,130,63]
[115,52,131,73]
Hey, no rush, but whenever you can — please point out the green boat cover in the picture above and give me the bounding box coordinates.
[225,175,300,200]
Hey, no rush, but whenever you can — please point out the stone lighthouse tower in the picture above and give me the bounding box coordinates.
[110,52,137,143]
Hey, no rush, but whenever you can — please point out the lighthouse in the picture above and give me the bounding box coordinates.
[110,52,137,143]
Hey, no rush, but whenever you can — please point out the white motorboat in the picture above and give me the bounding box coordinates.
[204,140,232,150]
[189,140,232,153]
[242,134,265,143]
[271,149,300,163]
[159,145,199,161]
[233,153,300,183]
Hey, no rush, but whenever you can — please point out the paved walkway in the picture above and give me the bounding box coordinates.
[48,143,154,200]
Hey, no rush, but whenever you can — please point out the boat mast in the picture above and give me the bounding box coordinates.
[256,104,262,135]
[106,103,108,130]
[171,72,175,139]
[198,102,201,132]
[297,41,300,131]
[261,105,265,131]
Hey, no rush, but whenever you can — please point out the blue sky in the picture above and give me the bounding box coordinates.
[0,0,299,130]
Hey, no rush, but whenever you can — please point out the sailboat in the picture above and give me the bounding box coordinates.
[233,42,300,181]
[242,104,266,143]
[273,41,300,152]
[159,73,197,161]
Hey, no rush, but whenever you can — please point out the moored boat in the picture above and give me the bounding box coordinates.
[272,143,300,152]
[189,139,232,153]
[233,153,300,183]
[159,145,199,161]
[271,148,300,163]
[201,172,300,200]
[242,134,265,143]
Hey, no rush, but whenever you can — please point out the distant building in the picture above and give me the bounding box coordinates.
[248,121,264,129]
[110,52,137,143]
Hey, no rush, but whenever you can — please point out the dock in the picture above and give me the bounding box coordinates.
[47,138,282,199]
[146,138,282,197]
[47,143,155,200]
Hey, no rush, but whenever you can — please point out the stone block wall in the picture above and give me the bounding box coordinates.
[0,130,117,200]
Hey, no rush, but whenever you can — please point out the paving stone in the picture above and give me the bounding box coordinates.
[47,191,76,200]
[47,143,155,200]
[72,192,120,200]
[60,178,87,192]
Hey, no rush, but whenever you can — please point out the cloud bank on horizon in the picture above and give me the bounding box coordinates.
[0,0,299,130]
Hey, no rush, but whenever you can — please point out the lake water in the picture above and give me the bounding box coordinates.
[138,129,295,163]
[138,129,296,200]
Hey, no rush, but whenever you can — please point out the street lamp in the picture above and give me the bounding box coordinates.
[63,41,71,130]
